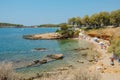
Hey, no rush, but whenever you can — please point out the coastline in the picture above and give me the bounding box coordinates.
[22,31,120,80]
[3,31,119,80]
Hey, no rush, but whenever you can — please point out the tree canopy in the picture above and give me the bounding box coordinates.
[37,23,67,27]
[37,24,59,27]
[110,9,120,27]
[68,9,120,28]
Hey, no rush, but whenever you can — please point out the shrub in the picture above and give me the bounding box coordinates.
[0,62,22,80]
[56,24,76,38]
[37,69,100,80]
[74,30,80,37]
[73,71,100,80]
[108,37,120,56]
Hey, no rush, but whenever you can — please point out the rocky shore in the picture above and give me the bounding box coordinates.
[23,33,62,40]
[22,31,120,80]
[26,54,64,67]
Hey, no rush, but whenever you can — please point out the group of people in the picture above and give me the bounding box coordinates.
[79,31,110,50]
[110,51,120,66]
[78,31,120,66]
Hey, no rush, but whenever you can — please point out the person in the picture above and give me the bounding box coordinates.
[93,37,99,42]
[118,58,120,65]
[98,41,104,49]
[110,57,114,66]
[79,32,83,39]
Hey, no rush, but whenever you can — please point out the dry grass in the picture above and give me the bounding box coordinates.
[0,62,101,80]
[0,62,22,80]
[35,69,101,80]
[73,71,100,80]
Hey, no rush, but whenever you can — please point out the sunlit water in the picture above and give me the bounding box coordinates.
[0,27,94,77]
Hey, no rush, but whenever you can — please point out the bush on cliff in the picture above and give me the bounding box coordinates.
[56,24,79,38]
[108,37,120,56]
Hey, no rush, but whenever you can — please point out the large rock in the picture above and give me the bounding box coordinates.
[27,60,39,67]
[46,54,64,60]
[39,59,47,64]
[23,35,42,40]
[23,33,62,40]
[33,60,40,64]
[81,53,88,57]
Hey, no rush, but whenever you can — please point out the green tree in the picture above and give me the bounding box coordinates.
[75,17,82,27]
[110,9,120,27]
[89,14,99,28]
[99,12,110,27]
[68,17,76,25]
[82,15,90,27]
[57,24,75,38]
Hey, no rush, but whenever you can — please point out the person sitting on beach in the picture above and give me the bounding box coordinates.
[98,41,104,49]
[93,37,99,42]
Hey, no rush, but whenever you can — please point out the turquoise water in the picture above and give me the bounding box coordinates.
[0,27,93,77]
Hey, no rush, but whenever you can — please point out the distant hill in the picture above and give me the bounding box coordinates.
[37,23,66,27]
[0,22,24,28]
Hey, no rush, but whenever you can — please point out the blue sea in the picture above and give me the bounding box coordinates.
[0,27,93,77]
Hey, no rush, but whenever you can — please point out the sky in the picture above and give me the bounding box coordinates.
[0,0,120,26]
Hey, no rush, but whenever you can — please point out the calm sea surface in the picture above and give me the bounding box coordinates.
[0,27,93,77]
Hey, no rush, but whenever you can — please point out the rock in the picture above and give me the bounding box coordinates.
[57,67,69,71]
[27,60,40,67]
[77,60,84,63]
[100,70,105,73]
[36,73,41,78]
[27,59,47,67]
[23,33,62,40]
[33,60,40,64]
[67,65,73,68]
[39,59,47,64]
[81,53,88,57]
[96,66,102,70]
[46,54,64,60]
[67,65,74,69]
[88,59,94,62]
[27,62,37,67]
[74,48,89,51]
[23,35,42,40]
[34,48,47,51]
[26,54,63,67]
[27,77,35,80]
